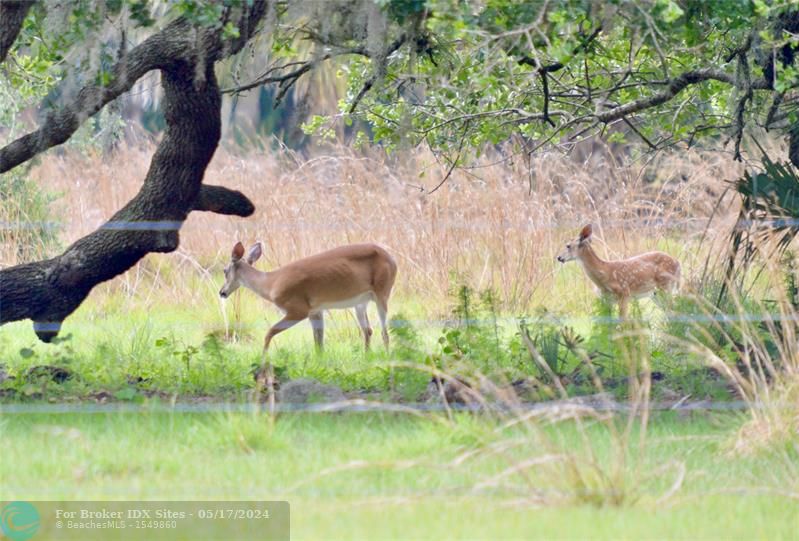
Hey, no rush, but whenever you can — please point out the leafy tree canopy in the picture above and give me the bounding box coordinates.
[6,0,799,165]
[300,0,799,168]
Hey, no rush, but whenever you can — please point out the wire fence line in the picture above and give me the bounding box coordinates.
[1,312,797,334]
[0,215,787,243]
[0,216,730,233]
[0,398,766,415]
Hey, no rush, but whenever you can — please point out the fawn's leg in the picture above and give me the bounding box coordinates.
[618,296,629,321]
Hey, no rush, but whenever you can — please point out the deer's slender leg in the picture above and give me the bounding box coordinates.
[257,309,308,413]
[309,311,324,351]
[374,296,393,390]
[355,303,373,350]
[375,296,390,351]
[262,312,307,353]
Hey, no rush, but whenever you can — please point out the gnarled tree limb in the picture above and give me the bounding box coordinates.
[192,185,255,216]
[595,68,770,124]
[0,0,33,64]
[0,1,268,341]
[0,3,266,174]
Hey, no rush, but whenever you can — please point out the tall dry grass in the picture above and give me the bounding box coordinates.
[673,247,799,454]
[6,140,799,502]
[6,142,744,315]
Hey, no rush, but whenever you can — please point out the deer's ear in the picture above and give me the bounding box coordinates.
[231,242,245,261]
[579,224,593,241]
[246,242,263,264]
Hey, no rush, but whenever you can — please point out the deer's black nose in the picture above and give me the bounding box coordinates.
[219,291,228,298]
[557,256,564,263]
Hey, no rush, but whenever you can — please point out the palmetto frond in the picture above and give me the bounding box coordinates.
[722,154,799,302]
[735,156,799,254]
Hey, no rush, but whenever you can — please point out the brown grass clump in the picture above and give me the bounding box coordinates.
[733,379,799,455]
[10,143,743,315]
[670,254,799,454]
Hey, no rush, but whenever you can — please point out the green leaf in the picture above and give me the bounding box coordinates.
[222,22,240,39]
[658,0,685,23]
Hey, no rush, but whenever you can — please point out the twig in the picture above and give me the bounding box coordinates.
[427,121,470,194]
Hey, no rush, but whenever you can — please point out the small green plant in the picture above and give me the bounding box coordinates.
[150,333,251,394]
[480,288,502,356]
[439,284,513,375]
[0,334,82,400]
[388,313,423,360]
[584,295,623,372]
[452,284,475,328]
[517,311,600,396]
[387,314,431,399]
[520,312,563,376]
[155,335,199,373]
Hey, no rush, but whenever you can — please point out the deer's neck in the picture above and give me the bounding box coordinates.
[577,244,611,290]
[238,264,274,301]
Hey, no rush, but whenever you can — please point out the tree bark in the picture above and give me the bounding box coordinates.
[0,2,268,341]
[0,0,33,64]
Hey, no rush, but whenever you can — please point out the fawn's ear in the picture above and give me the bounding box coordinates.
[246,242,263,264]
[231,242,245,261]
[579,224,593,242]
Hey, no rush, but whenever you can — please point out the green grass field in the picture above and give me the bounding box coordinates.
[0,267,734,405]
[1,410,797,540]
[2,238,797,540]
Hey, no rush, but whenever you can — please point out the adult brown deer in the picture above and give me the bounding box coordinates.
[219,242,397,386]
[556,224,680,319]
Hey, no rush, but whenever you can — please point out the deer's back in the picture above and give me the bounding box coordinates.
[270,243,396,306]
[607,251,680,296]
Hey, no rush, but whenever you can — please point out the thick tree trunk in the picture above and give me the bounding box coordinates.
[0,2,268,341]
[1,62,225,340]
[0,0,33,64]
